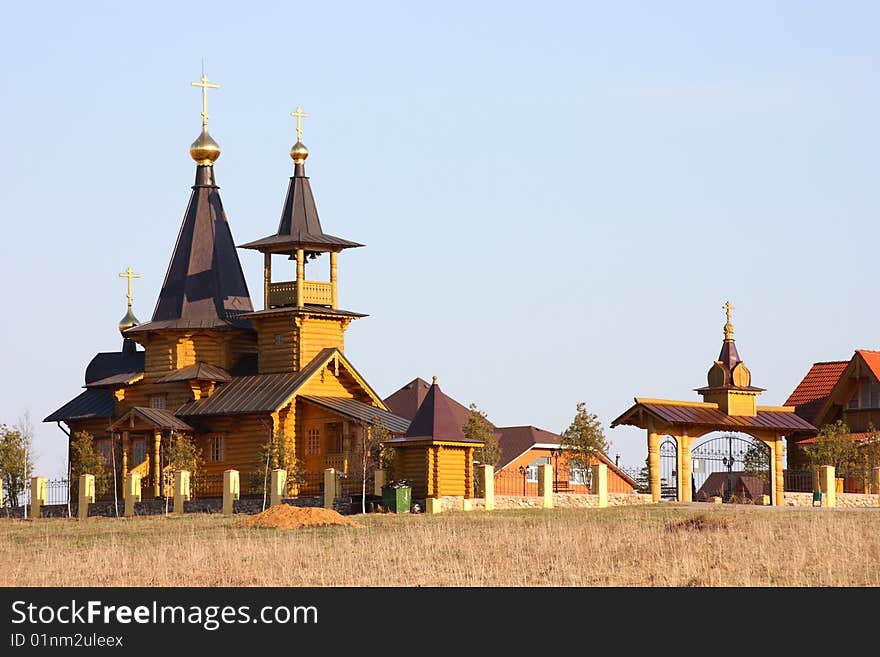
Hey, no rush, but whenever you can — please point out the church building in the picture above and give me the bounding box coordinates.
[44,76,409,499]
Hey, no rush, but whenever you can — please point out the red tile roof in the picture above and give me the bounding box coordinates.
[783,361,848,424]
[856,350,880,383]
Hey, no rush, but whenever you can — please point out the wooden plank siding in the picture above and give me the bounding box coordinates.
[255,315,297,374]
[298,317,346,368]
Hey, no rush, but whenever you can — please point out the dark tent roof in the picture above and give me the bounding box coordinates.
[383,377,479,428]
[84,346,145,385]
[393,380,481,443]
[239,162,362,254]
[128,165,253,333]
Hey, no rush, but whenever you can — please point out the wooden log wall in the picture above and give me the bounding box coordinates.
[436,447,466,497]
[395,447,428,499]
[298,317,345,368]
[255,315,297,374]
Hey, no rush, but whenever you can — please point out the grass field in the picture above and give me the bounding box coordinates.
[3,504,880,587]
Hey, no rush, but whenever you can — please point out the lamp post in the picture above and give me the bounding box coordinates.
[550,448,561,492]
[518,465,527,496]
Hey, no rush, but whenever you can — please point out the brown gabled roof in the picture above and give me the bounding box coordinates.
[156,362,232,384]
[784,360,849,424]
[44,389,115,423]
[129,165,253,333]
[239,162,363,254]
[611,399,816,433]
[84,371,144,388]
[494,425,638,488]
[108,407,194,432]
[177,348,384,417]
[300,396,411,434]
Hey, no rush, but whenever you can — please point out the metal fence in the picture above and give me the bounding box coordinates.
[494,469,538,496]
[783,469,814,493]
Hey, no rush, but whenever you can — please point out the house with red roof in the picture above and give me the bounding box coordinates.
[384,378,638,495]
[785,350,880,490]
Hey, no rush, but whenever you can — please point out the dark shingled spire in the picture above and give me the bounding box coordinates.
[239,162,362,254]
[404,378,478,441]
[128,165,253,332]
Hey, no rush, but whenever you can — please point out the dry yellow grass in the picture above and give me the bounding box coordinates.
[3,505,880,587]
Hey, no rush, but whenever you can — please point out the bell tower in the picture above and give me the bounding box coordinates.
[240,107,365,373]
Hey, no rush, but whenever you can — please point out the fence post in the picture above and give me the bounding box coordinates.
[481,465,495,511]
[819,465,836,508]
[173,470,190,514]
[223,469,239,515]
[270,469,287,507]
[323,468,337,509]
[30,476,46,520]
[591,463,608,508]
[426,497,442,514]
[78,474,95,521]
[373,469,386,497]
[124,473,141,517]
[538,463,553,509]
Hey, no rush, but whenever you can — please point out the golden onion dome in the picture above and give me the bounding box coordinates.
[290,140,309,163]
[190,127,221,165]
[118,305,140,334]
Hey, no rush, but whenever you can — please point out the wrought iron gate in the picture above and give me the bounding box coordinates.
[660,433,770,501]
[691,434,770,501]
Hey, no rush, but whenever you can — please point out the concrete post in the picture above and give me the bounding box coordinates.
[426,498,442,514]
[173,470,190,514]
[78,474,95,520]
[538,463,553,509]
[481,465,495,511]
[819,465,836,508]
[124,473,141,518]
[323,468,337,509]
[461,498,473,511]
[373,469,387,497]
[270,469,287,507]
[648,431,661,503]
[591,463,608,508]
[223,469,240,515]
[30,476,46,519]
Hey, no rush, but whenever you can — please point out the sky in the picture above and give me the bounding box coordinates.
[1,1,879,477]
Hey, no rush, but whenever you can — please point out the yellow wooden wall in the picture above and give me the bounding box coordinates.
[395,446,428,499]
[138,330,257,374]
[255,315,297,374]
[298,317,346,368]
[196,413,274,481]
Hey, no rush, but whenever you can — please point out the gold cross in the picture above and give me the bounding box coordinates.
[723,300,734,324]
[291,106,308,141]
[119,267,141,306]
[191,73,220,127]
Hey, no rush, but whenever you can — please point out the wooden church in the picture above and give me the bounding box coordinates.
[44,77,409,499]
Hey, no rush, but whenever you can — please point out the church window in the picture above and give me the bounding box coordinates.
[274,334,284,346]
[209,436,225,462]
[149,394,166,410]
[306,428,321,455]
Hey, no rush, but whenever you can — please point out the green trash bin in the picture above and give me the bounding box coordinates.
[382,482,411,513]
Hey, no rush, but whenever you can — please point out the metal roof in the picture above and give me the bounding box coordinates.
[400,381,481,443]
[176,371,305,416]
[239,162,363,254]
[611,400,816,432]
[109,407,194,432]
[44,389,115,423]
[300,396,411,434]
[84,371,144,388]
[156,362,232,384]
[84,345,144,384]
[146,165,253,329]
[242,305,366,320]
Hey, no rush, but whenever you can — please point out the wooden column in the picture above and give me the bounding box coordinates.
[121,431,129,476]
[263,252,272,309]
[675,435,684,502]
[774,437,785,506]
[464,447,474,499]
[648,430,661,503]
[152,430,161,498]
[680,433,693,503]
[295,248,304,308]
[330,251,338,309]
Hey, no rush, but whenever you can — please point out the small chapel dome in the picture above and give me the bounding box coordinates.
[290,140,309,163]
[190,127,221,165]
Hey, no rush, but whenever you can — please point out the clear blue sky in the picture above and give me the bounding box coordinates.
[2,2,878,476]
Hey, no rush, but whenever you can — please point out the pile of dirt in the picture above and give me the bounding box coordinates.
[239,504,362,529]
